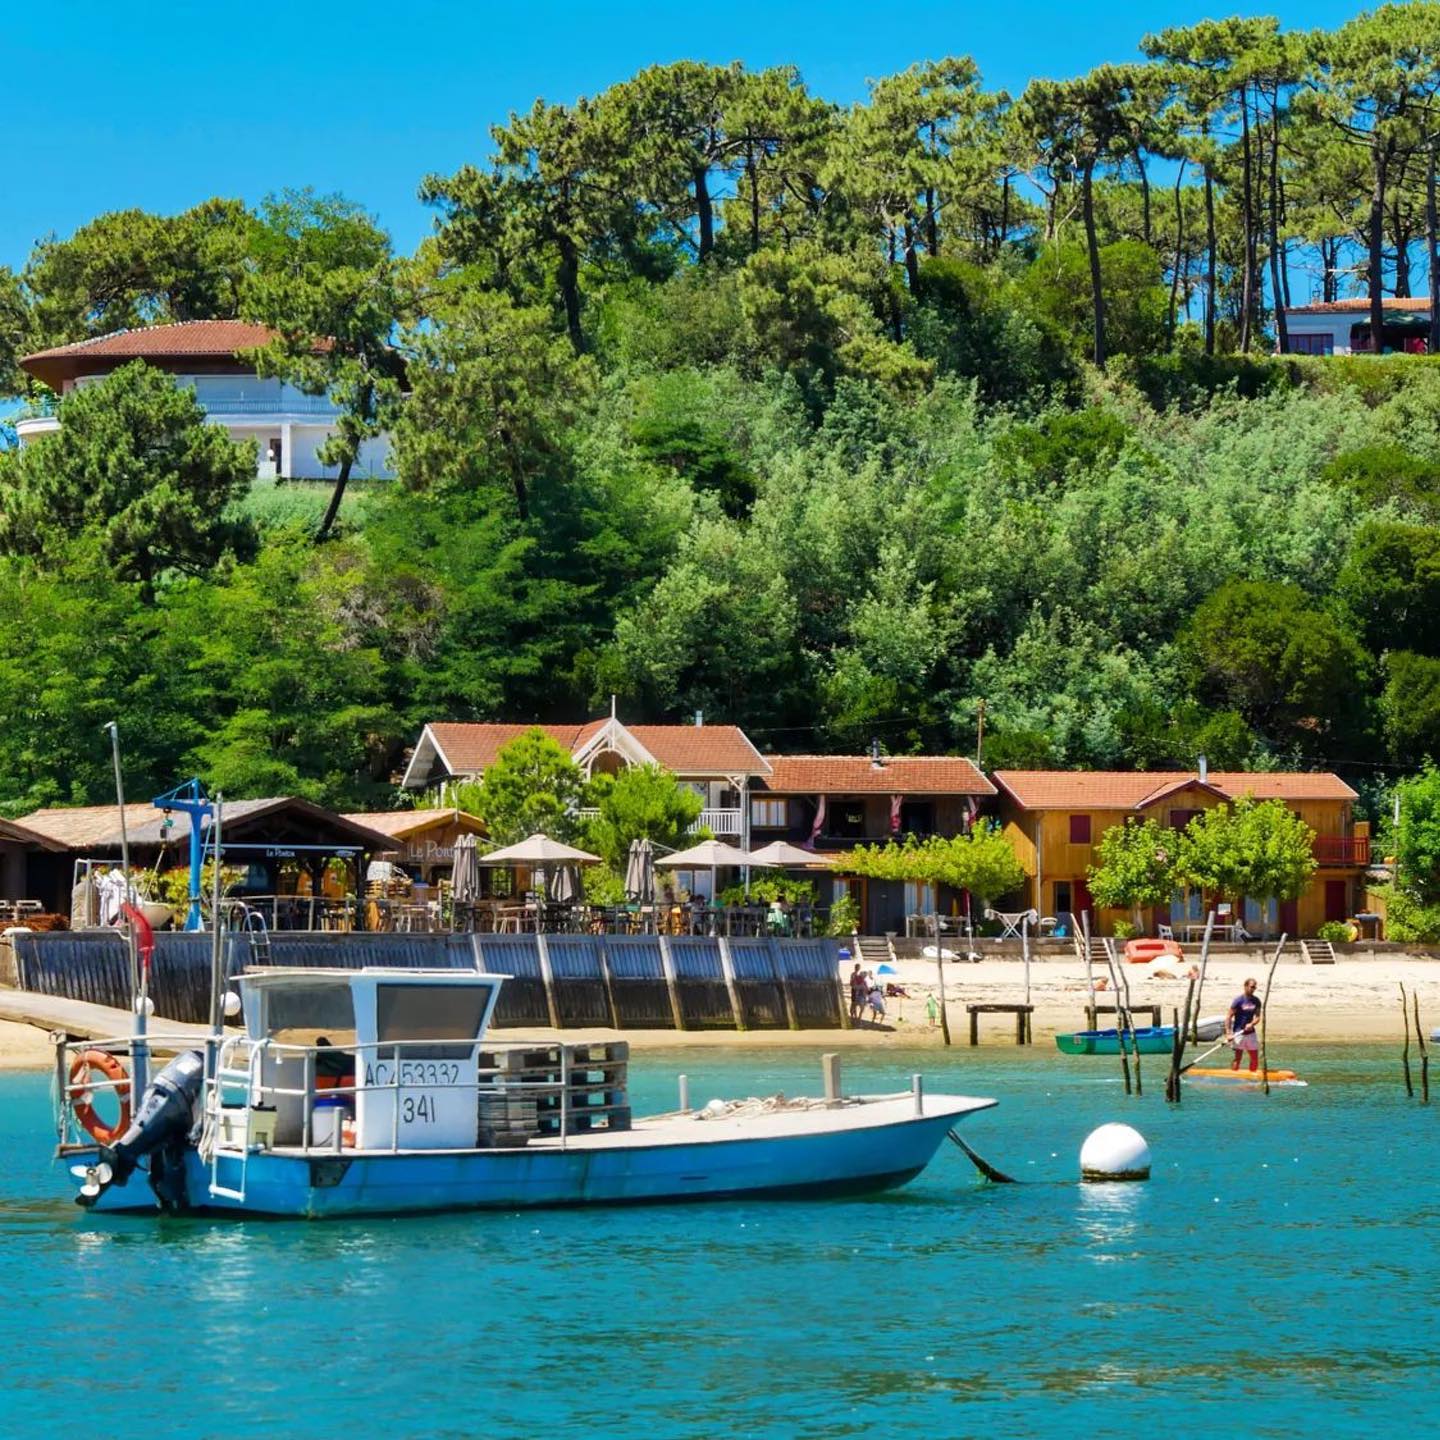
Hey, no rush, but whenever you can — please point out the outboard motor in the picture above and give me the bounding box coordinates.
[76,1049,206,1211]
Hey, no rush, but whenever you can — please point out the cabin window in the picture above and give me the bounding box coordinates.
[1068,814,1091,844]
[1289,333,1334,356]
[1169,808,1202,831]
[267,984,356,1034]
[905,881,936,916]
[750,798,789,828]
[376,983,491,1043]
[899,801,934,836]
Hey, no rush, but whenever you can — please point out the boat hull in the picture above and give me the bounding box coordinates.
[69,1095,993,1218]
[1055,1027,1175,1056]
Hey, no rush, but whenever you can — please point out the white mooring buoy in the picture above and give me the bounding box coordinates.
[1079,1123,1151,1182]
[222,991,243,1019]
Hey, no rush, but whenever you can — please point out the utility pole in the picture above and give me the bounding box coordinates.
[975,699,986,768]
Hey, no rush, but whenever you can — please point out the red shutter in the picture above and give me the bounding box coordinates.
[1069,814,1091,844]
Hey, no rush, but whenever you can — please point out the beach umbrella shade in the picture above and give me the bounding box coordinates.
[624,838,655,904]
[657,839,775,903]
[747,840,835,869]
[478,833,602,866]
[451,833,481,904]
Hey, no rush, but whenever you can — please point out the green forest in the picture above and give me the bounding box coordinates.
[3,6,1440,821]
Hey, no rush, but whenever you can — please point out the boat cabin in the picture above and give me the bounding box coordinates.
[234,968,505,1151]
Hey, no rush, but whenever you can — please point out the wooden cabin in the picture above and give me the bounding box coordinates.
[992,768,1368,938]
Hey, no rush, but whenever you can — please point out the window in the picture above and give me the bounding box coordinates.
[1053,881,1072,915]
[1068,814,1092,844]
[905,881,936,916]
[1169,808,1201,832]
[750,798,789,828]
[830,803,868,839]
[899,801,934,836]
[1289,332,1334,356]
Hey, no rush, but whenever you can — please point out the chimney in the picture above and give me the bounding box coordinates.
[870,737,883,769]
[1197,753,1208,784]
[694,709,704,727]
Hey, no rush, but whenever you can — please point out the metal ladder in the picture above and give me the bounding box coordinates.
[205,1034,259,1203]
[229,902,273,967]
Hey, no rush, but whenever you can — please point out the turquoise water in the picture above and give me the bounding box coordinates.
[1,1045,1436,1439]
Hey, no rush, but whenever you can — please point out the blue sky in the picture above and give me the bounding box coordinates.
[6,0,1371,271]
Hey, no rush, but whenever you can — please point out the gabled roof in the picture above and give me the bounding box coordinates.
[762,755,995,796]
[992,770,1359,811]
[342,808,486,840]
[402,720,771,787]
[17,797,396,851]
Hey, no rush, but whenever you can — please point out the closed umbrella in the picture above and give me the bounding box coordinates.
[624,838,655,903]
[548,863,579,904]
[452,833,481,903]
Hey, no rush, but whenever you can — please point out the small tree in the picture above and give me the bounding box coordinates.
[581,763,703,868]
[458,728,586,846]
[1087,817,1179,931]
[1178,798,1316,922]
[845,828,1024,911]
[0,361,256,598]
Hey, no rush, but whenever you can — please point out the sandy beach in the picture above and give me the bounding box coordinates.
[1,953,1437,1068]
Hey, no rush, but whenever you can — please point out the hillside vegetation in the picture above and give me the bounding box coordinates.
[2,9,1440,815]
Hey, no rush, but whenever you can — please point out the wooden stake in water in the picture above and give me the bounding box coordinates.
[1101,939,1132,1096]
[1167,975,1197,1104]
[934,910,951,1048]
[1414,992,1430,1105]
[1401,983,1414,1099]
[1191,910,1216,1041]
[1259,933,1285,1096]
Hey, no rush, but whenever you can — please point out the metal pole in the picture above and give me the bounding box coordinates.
[208,794,225,1039]
[106,722,147,1094]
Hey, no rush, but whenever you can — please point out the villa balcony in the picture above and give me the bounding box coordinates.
[574,807,743,837]
[1313,835,1370,866]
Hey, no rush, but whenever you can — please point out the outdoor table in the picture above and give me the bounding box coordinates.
[985,908,1039,941]
[1182,921,1235,942]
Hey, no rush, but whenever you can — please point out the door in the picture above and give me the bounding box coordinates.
[1324,880,1349,924]
[1073,878,1093,930]
[1279,899,1299,936]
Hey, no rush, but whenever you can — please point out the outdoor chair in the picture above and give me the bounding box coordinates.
[1157,923,1175,941]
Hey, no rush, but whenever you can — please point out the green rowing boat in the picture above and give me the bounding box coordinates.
[1055,1026,1176,1056]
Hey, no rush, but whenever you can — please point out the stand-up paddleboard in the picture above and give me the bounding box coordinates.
[1187,1066,1308,1088]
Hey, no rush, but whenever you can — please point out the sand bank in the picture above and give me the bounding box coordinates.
[0,954,1436,1070]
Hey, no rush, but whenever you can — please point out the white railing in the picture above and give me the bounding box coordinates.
[695,808,742,836]
[572,807,742,836]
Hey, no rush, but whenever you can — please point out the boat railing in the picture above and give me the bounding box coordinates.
[53,1032,212,1156]
[204,1034,590,1161]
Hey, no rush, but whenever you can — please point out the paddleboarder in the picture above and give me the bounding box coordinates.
[1226,977,1262,1073]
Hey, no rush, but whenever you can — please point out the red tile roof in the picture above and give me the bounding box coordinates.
[23,319,278,364]
[625,725,770,775]
[992,770,1358,810]
[18,319,328,389]
[1286,297,1430,314]
[424,721,770,778]
[762,755,995,796]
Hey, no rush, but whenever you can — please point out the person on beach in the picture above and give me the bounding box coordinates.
[849,963,867,1019]
[1226,977,1262,1072]
[867,983,886,1022]
[925,993,939,1028]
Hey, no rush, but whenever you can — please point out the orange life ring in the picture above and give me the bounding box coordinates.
[69,1050,131,1145]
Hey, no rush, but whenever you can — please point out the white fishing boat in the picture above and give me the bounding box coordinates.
[59,968,995,1217]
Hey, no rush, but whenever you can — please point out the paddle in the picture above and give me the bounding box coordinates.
[1179,1030,1246,1074]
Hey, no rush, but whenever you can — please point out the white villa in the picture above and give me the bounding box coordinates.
[16,319,394,480]
[1282,296,1432,356]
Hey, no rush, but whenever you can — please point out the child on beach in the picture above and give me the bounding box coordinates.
[925,993,939,1027]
